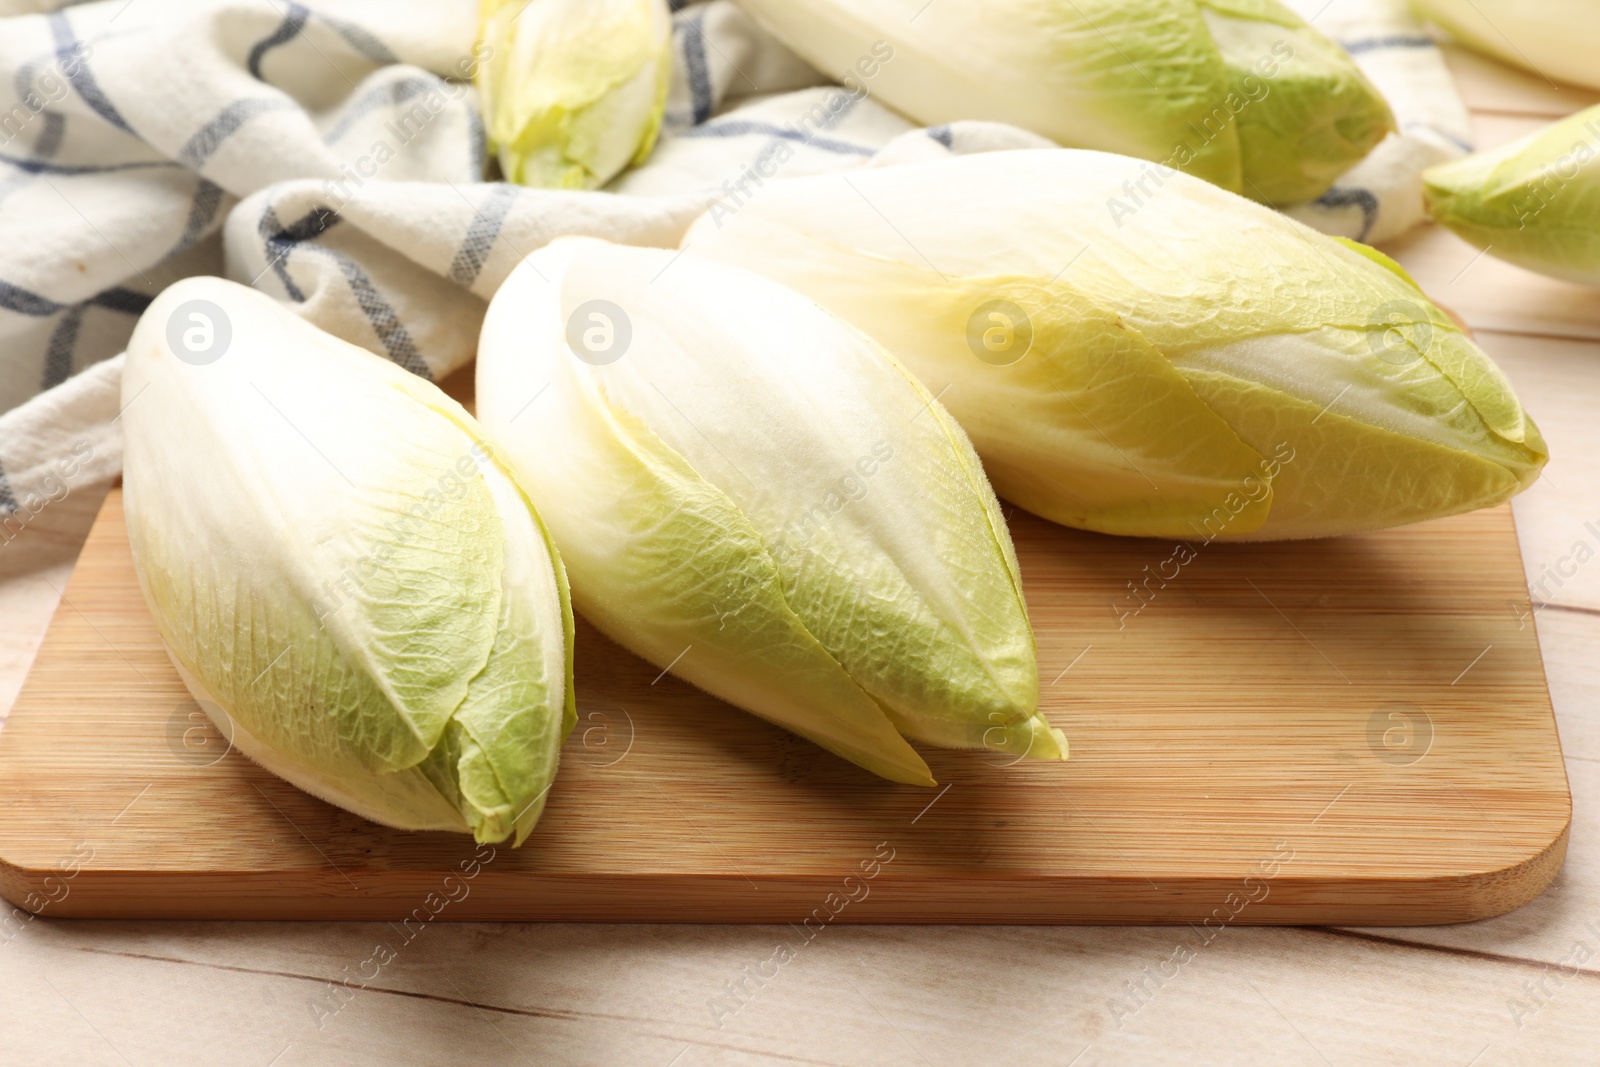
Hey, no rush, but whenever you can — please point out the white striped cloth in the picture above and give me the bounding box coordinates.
[1281,0,1474,243]
[0,0,1470,529]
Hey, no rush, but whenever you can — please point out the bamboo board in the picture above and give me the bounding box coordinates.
[0,489,1570,924]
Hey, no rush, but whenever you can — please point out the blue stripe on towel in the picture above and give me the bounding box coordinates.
[1,52,70,208]
[259,205,432,379]
[0,153,177,175]
[32,113,64,159]
[1316,186,1380,242]
[164,178,227,263]
[49,13,135,136]
[259,205,338,303]
[0,283,149,399]
[337,257,431,378]
[13,54,67,157]
[322,74,438,145]
[0,277,64,316]
[1404,120,1474,154]
[40,306,84,391]
[1341,35,1436,56]
[680,120,874,156]
[448,183,519,289]
[177,98,299,170]
[248,3,311,82]
[0,458,17,516]
[320,13,400,66]
[682,10,715,125]
[466,102,486,179]
[90,287,153,316]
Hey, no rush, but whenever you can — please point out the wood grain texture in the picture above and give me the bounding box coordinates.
[1442,43,1600,119]
[3,33,1600,1067]
[0,482,109,728]
[1487,333,1600,613]
[0,488,1570,924]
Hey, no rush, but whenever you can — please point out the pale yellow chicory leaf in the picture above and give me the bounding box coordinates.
[689,149,1546,540]
[123,277,575,845]
[477,237,1064,784]
[477,0,672,189]
[1425,103,1600,287]
[731,0,1393,204]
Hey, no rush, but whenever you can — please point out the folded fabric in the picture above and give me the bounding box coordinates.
[1278,0,1473,243]
[0,0,1471,521]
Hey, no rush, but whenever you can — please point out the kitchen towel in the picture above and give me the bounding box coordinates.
[0,0,1471,529]
[1280,0,1474,243]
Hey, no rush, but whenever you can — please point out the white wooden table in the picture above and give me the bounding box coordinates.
[3,46,1598,1067]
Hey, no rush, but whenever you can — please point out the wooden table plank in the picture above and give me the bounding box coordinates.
[1442,44,1600,120]
[2,488,1571,923]
[4,34,1600,1067]
[0,484,108,727]
[1343,611,1600,963]
[1386,224,1600,344]
[1485,332,1600,612]
[3,914,1598,1066]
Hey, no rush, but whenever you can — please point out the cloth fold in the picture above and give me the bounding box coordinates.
[1280,0,1474,243]
[0,0,1472,518]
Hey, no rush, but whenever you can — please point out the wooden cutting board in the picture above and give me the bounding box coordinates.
[0,488,1570,924]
